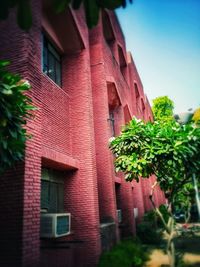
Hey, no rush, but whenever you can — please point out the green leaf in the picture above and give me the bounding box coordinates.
[17,0,32,31]
[0,1,9,20]
[72,0,83,9]
[8,129,17,138]
[175,141,182,147]
[2,140,8,149]
[0,60,10,68]
[2,89,13,95]
[98,0,123,9]
[83,0,100,28]
[53,0,71,13]
[0,119,7,127]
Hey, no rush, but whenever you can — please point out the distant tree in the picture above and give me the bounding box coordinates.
[152,96,174,122]
[0,0,133,30]
[192,107,200,125]
[0,60,35,174]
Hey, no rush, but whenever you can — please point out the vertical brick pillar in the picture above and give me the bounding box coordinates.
[132,180,145,222]
[115,110,136,237]
[0,164,24,267]
[0,1,42,266]
[21,1,42,266]
[62,46,101,267]
[141,178,153,212]
[120,178,136,236]
[89,23,117,225]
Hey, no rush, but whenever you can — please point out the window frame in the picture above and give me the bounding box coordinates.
[109,110,115,137]
[42,34,62,87]
[41,168,64,214]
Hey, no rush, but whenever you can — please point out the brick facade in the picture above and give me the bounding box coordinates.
[0,2,165,267]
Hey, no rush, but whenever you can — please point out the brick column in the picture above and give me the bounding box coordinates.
[89,24,118,226]
[0,1,42,266]
[21,1,42,266]
[62,46,101,266]
[132,180,145,223]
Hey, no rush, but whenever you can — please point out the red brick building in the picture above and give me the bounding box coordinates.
[0,2,165,267]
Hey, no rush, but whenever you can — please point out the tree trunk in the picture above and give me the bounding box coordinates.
[149,184,176,267]
[166,217,175,267]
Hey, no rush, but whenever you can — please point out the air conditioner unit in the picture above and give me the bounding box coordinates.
[40,213,71,238]
[133,208,138,219]
[117,209,122,223]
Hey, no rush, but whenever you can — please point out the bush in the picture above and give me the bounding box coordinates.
[142,205,170,229]
[98,238,149,267]
[136,221,162,245]
[136,208,167,245]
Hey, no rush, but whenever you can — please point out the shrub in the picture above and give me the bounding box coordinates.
[98,238,149,267]
[136,221,162,245]
[142,205,170,229]
[136,208,166,245]
[143,209,157,226]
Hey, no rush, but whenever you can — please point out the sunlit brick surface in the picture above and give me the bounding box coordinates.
[0,3,165,267]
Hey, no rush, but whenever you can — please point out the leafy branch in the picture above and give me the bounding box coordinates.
[0,60,35,174]
[0,0,133,30]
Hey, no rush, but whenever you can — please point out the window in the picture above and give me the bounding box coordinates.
[141,98,145,112]
[109,110,115,137]
[134,83,141,114]
[42,35,62,87]
[118,45,127,81]
[41,168,64,213]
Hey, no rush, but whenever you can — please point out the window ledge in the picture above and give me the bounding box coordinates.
[42,146,79,171]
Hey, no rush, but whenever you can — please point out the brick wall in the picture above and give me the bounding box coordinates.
[0,4,165,267]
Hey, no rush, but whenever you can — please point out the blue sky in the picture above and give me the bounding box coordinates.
[116,0,200,113]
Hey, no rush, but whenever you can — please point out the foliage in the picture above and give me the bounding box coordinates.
[158,204,170,226]
[110,117,200,266]
[142,204,170,228]
[142,209,157,226]
[110,118,200,201]
[136,206,169,244]
[192,107,200,125]
[152,96,174,122]
[0,60,35,174]
[98,238,149,267]
[136,222,162,245]
[173,183,194,212]
[0,0,133,30]
[110,94,200,267]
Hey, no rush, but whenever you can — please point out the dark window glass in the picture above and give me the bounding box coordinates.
[41,180,49,211]
[41,168,64,213]
[42,35,62,87]
[41,180,64,213]
[109,111,115,137]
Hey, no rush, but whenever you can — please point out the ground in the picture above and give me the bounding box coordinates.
[146,224,200,267]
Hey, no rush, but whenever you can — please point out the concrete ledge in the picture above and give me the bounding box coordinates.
[42,146,79,170]
[115,176,122,184]
[100,222,116,228]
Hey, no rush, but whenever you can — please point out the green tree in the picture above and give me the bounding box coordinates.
[0,0,132,30]
[0,60,35,174]
[110,118,200,267]
[152,96,174,122]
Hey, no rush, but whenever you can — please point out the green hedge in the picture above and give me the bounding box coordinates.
[98,238,149,267]
[136,207,168,245]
